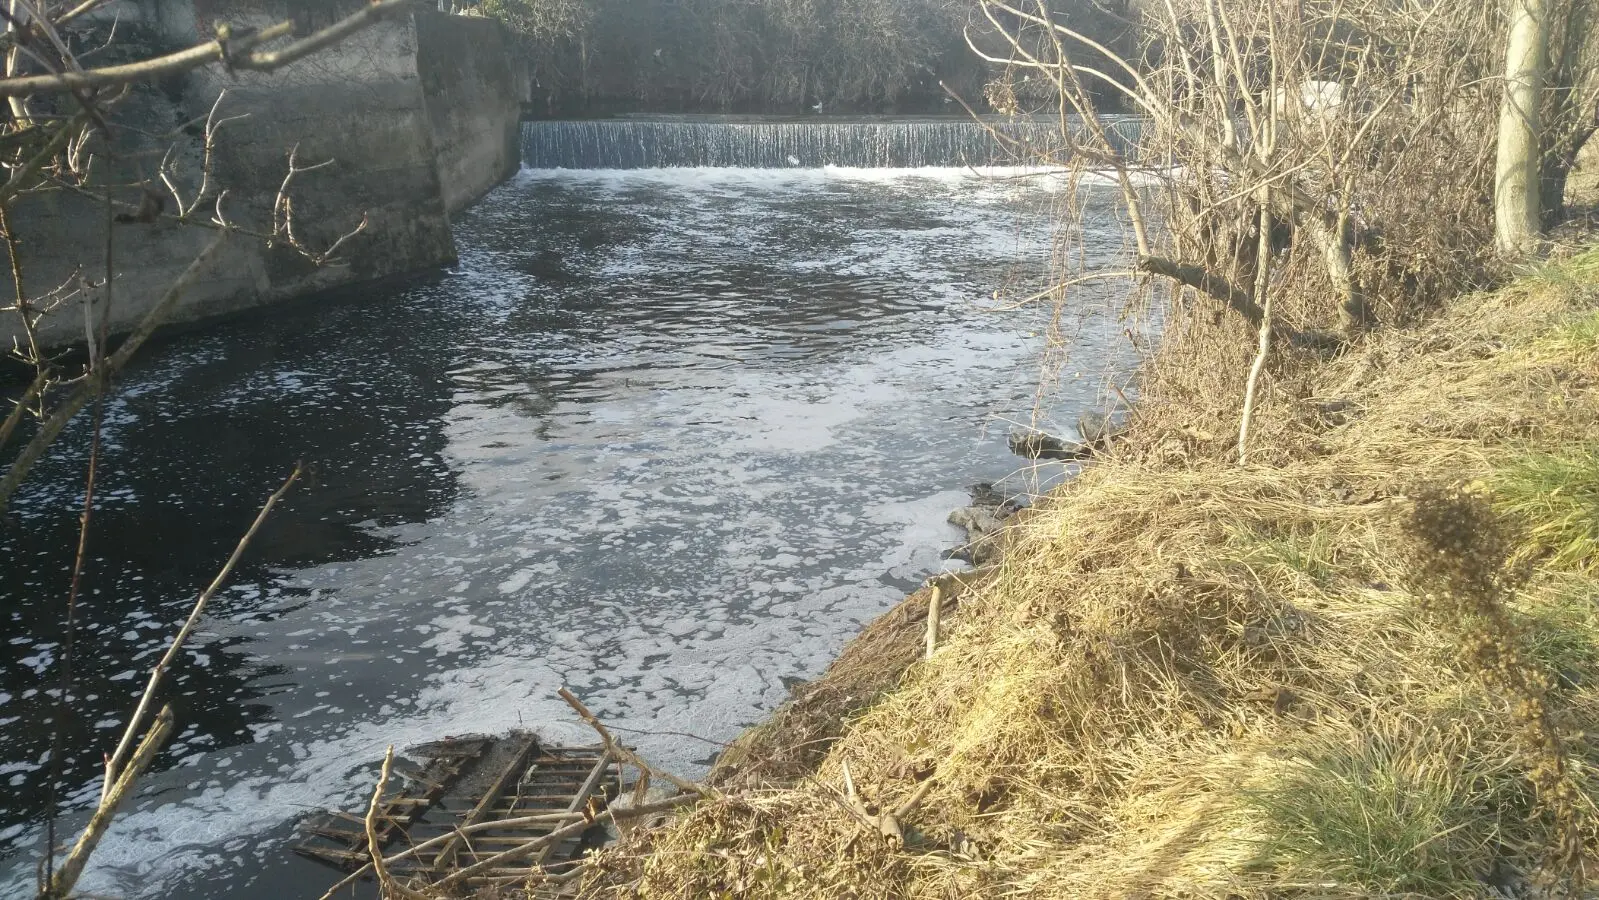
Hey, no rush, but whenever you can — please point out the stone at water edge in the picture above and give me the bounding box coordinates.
[1076,410,1129,448]
[1008,429,1092,461]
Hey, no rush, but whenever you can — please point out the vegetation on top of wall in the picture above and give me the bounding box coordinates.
[465,0,1138,115]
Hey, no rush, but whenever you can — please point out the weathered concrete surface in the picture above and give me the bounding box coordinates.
[416,10,527,215]
[5,3,523,352]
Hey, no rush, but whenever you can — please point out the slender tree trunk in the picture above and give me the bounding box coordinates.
[1541,0,1594,228]
[1541,150,1576,227]
[1239,201,1274,465]
[1496,0,1550,255]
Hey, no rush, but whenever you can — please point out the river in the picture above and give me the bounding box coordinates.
[1,160,1138,897]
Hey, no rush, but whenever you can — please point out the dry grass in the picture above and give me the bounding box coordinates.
[709,568,994,792]
[571,248,1599,899]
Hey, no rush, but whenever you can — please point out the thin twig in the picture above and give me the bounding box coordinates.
[364,747,429,900]
[41,707,173,899]
[0,0,416,97]
[558,687,711,798]
[40,315,106,893]
[1238,204,1276,462]
[0,201,41,366]
[0,365,46,451]
[101,464,301,800]
[0,233,226,513]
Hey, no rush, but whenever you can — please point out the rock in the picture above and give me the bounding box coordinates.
[967,481,1006,507]
[1076,410,1129,448]
[610,783,679,811]
[949,506,1004,537]
[948,482,1033,567]
[948,506,1006,566]
[1008,429,1091,461]
[943,533,1001,566]
[969,482,1029,518]
[1311,398,1359,427]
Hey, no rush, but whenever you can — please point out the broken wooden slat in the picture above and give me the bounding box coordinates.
[531,750,612,869]
[293,736,490,869]
[431,733,542,873]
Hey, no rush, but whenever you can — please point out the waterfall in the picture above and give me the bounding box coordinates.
[521,117,1146,169]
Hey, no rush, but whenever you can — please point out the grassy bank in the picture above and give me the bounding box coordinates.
[573,249,1599,898]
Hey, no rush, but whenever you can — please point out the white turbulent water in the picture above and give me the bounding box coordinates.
[0,165,1140,899]
[519,118,1149,169]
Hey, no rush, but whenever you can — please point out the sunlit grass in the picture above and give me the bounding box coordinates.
[1240,721,1504,897]
[1492,446,1599,573]
[1225,523,1338,586]
[1540,309,1599,357]
[1527,246,1599,289]
[1516,573,1599,681]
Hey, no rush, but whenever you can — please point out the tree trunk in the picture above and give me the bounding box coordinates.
[1541,147,1578,228]
[1496,0,1550,256]
[1309,206,1373,336]
[1540,0,1594,229]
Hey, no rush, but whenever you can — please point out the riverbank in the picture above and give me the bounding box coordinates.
[571,248,1599,896]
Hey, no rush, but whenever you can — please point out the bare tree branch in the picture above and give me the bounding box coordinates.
[100,463,301,798]
[0,0,416,98]
[41,706,173,899]
[0,234,226,512]
[0,365,46,450]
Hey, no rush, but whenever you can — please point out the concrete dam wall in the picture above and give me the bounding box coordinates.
[5,2,525,352]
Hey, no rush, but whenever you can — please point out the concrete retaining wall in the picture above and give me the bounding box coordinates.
[416,10,527,215]
[5,3,523,351]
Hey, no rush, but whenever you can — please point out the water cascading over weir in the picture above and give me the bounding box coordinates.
[521,116,1146,169]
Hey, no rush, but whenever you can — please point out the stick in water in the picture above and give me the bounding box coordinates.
[558,687,710,798]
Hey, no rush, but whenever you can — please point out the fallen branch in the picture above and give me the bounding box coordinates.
[925,583,943,660]
[433,794,695,891]
[558,687,711,798]
[1136,254,1264,325]
[1136,255,1341,351]
[833,759,906,847]
[365,747,430,900]
[894,777,937,822]
[460,858,600,888]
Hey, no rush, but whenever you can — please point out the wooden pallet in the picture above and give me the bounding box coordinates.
[294,734,491,869]
[296,733,621,891]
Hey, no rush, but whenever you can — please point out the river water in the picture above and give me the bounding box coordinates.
[0,164,1137,897]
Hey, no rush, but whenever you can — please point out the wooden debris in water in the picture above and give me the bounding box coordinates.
[295,731,621,890]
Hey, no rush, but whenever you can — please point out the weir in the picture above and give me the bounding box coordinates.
[521,116,1146,169]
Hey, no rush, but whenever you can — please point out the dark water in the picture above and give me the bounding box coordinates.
[0,165,1138,898]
